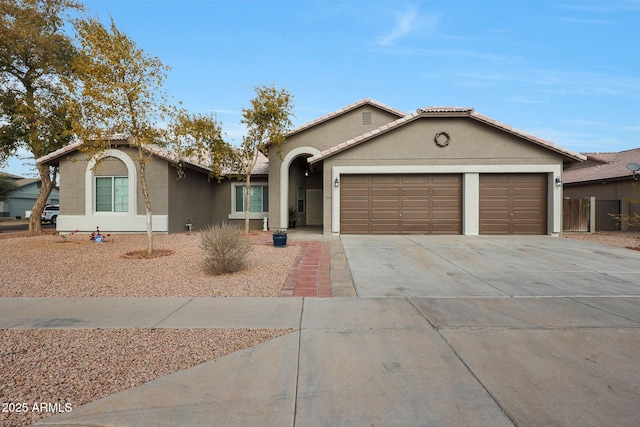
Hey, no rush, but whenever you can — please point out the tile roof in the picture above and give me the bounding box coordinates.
[308,107,586,165]
[0,172,25,180]
[563,147,640,184]
[285,98,406,138]
[37,136,268,177]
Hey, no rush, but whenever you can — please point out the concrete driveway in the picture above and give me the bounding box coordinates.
[342,235,640,297]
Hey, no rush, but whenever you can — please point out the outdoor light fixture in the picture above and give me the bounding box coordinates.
[555,176,562,187]
[334,178,339,188]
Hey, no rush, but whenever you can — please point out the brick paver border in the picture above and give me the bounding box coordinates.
[280,241,331,297]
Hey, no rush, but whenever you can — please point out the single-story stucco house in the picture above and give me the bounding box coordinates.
[37,98,586,235]
[0,172,59,218]
[563,147,640,230]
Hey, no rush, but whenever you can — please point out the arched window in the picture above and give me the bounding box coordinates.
[85,149,137,216]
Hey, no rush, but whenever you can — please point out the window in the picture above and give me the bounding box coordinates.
[297,186,305,213]
[96,177,128,212]
[234,184,269,213]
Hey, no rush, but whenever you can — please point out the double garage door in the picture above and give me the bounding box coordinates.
[340,173,547,235]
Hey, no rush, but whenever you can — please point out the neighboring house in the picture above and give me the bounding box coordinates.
[0,172,59,218]
[563,147,640,230]
[38,99,586,235]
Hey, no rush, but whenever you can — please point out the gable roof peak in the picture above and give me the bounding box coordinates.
[286,98,406,138]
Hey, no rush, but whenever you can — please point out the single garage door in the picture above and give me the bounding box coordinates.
[479,173,547,235]
[340,174,462,234]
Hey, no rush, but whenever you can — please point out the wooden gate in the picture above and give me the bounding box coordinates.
[563,198,589,232]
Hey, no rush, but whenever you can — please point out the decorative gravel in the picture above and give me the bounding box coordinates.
[0,232,300,297]
[0,232,299,426]
[562,230,640,249]
[0,328,293,427]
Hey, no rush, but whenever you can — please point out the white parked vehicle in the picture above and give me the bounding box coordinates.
[41,204,60,225]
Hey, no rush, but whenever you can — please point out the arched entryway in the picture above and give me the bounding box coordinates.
[279,147,322,230]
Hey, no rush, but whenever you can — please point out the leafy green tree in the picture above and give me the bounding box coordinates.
[72,17,171,255]
[234,85,294,233]
[0,174,18,202]
[0,0,82,232]
[172,85,294,234]
[169,109,230,181]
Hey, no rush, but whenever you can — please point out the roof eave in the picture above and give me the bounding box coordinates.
[469,112,587,162]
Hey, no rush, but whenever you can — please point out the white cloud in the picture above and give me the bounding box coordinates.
[376,5,438,46]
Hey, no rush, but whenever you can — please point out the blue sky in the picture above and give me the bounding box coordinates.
[4,0,640,177]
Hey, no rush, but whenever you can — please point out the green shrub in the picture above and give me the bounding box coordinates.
[200,222,253,275]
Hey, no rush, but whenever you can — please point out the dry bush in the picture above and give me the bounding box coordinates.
[200,222,253,275]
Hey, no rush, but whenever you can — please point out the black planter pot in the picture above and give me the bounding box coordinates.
[273,234,287,247]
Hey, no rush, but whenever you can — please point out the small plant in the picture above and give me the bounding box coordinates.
[288,207,299,228]
[59,229,79,242]
[200,222,253,275]
[273,228,287,236]
[89,226,111,242]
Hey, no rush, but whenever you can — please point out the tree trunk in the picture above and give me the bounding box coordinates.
[28,163,57,233]
[244,172,251,234]
[138,157,154,255]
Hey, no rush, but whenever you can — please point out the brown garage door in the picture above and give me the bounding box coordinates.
[340,174,462,234]
[479,173,547,235]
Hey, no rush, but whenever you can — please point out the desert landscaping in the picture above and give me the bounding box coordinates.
[0,230,299,426]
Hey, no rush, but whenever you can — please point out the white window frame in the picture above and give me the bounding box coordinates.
[95,176,129,213]
[297,186,305,213]
[85,149,137,217]
[229,183,269,220]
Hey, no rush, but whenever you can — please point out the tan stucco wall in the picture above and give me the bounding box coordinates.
[167,166,218,233]
[139,153,169,215]
[59,151,88,215]
[283,105,402,154]
[326,118,559,166]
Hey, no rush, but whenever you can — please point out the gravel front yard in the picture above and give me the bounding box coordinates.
[0,232,300,297]
[562,230,640,249]
[0,232,299,426]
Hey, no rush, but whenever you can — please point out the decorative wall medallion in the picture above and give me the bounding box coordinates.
[434,132,450,147]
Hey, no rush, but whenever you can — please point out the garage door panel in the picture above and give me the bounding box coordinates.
[402,200,430,209]
[371,175,399,184]
[340,174,461,235]
[371,210,399,220]
[480,173,546,235]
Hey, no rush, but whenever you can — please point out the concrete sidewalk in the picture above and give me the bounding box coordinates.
[3,295,635,426]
